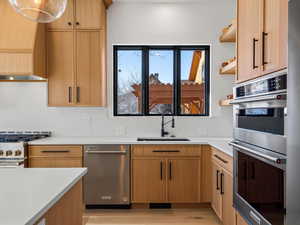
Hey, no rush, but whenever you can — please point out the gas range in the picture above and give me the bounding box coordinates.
[0,131,51,168]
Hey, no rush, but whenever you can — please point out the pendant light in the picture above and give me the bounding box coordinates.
[8,0,67,23]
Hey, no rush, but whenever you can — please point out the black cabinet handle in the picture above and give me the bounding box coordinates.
[76,22,80,26]
[220,173,224,195]
[68,87,72,103]
[262,32,268,65]
[76,86,80,103]
[169,161,172,180]
[253,38,259,69]
[68,22,72,26]
[214,154,228,164]
[41,150,70,153]
[160,161,163,180]
[216,170,220,190]
[153,150,180,153]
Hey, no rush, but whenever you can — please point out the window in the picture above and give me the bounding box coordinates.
[113,46,210,116]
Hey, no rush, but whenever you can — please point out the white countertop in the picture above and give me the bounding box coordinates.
[29,137,233,156]
[0,168,87,225]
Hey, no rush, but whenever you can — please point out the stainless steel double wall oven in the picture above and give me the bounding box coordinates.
[230,70,287,225]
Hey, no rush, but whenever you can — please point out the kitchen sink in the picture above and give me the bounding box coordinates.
[137,137,190,142]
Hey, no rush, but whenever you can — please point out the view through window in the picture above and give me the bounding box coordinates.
[114,46,210,116]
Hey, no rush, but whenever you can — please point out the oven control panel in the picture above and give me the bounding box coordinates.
[236,74,287,98]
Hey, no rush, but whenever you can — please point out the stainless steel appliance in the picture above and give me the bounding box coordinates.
[231,72,287,225]
[84,145,130,206]
[288,1,300,224]
[231,70,287,155]
[0,131,51,168]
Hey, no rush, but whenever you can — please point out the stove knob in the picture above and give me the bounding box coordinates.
[6,150,13,156]
[15,150,22,156]
[0,150,3,156]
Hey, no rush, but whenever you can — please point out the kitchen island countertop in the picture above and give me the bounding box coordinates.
[0,168,87,225]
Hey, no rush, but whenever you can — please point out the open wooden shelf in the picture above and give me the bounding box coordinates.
[220,19,237,43]
[220,58,236,75]
[219,99,232,107]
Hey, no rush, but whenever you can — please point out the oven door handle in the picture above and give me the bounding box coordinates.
[230,94,286,105]
[229,142,285,164]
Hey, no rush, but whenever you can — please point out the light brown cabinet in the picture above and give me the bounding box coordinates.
[48,0,105,30]
[47,30,106,106]
[28,145,83,168]
[237,0,287,83]
[211,148,236,225]
[47,0,107,107]
[167,159,201,203]
[131,145,202,203]
[132,159,166,203]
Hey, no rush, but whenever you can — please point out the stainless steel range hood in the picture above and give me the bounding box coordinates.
[0,0,46,81]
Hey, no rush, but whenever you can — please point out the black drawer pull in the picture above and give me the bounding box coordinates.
[220,173,224,195]
[152,150,180,153]
[214,154,228,164]
[41,150,70,153]
[169,161,172,180]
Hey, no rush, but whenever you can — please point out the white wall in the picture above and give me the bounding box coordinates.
[0,0,235,138]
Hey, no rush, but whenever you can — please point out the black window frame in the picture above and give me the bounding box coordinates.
[113,45,210,117]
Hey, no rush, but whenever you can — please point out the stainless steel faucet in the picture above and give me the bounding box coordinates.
[161,115,175,137]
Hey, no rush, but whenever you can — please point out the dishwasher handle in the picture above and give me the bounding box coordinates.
[86,150,127,154]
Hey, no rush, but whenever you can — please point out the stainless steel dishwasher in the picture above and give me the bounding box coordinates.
[84,145,130,206]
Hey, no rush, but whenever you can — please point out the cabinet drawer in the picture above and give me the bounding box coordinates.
[29,158,82,168]
[29,145,83,158]
[132,145,201,158]
[211,147,233,173]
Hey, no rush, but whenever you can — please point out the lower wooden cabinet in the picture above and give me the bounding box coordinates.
[211,149,236,225]
[28,145,83,168]
[131,145,202,203]
[167,159,201,203]
[34,180,83,225]
[131,159,166,203]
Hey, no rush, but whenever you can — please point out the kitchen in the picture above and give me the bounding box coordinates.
[0,0,298,225]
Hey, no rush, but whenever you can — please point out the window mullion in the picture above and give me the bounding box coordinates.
[174,48,181,116]
[142,47,149,115]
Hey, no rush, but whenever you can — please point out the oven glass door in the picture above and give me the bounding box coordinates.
[237,151,285,225]
[237,107,285,135]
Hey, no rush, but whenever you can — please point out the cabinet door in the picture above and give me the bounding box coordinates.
[75,0,106,29]
[47,31,75,106]
[167,159,201,203]
[132,159,166,203]
[262,0,288,75]
[237,0,263,83]
[47,0,74,30]
[211,160,222,220]
[29,158,82,168]
[221,169,236,225]
[75,30,106,106]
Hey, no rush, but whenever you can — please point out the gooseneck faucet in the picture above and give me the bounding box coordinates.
[161,115,175,137]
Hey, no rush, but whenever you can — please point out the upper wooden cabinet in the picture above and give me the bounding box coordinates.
[237,0,288,83]
[48,0,106,30]
[47,30,106,107]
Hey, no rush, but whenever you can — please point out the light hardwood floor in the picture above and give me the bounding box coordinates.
[84,208,222,225]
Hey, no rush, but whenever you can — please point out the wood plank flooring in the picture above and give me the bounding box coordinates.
[84,208,221,225]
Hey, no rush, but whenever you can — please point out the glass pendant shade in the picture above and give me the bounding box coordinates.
[8,0,67,23]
